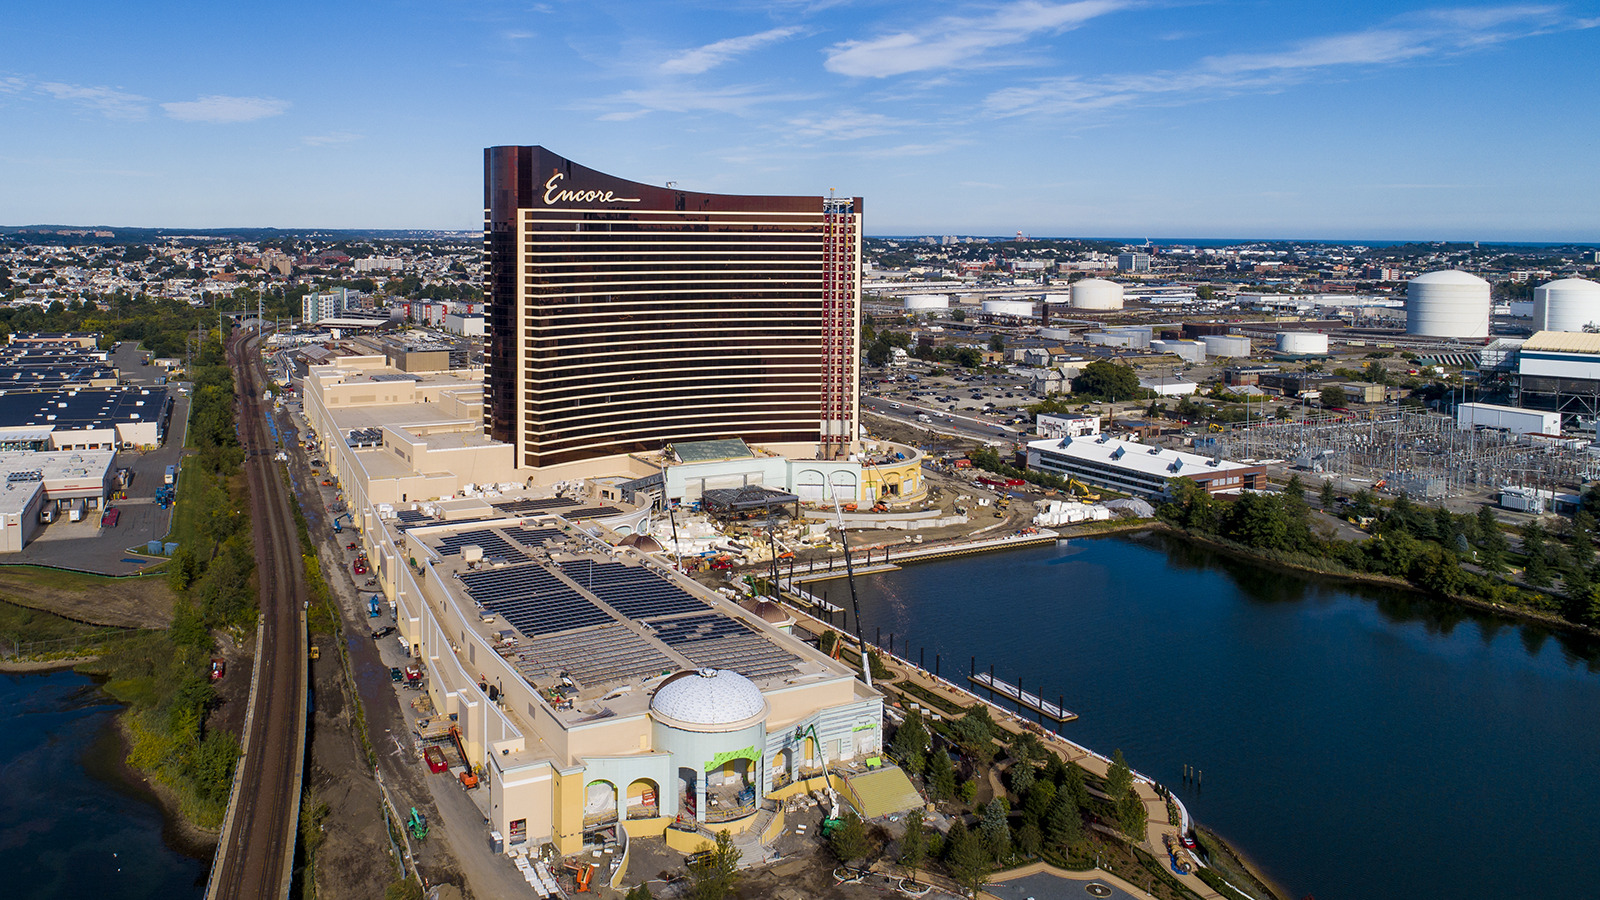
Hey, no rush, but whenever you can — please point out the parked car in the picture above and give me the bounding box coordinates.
[371,625,396,640]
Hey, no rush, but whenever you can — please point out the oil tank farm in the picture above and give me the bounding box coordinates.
[1069,279,1124,310]
[1277,332,1330,355]
[982,299,1034,317]
[904,294,950,312]
[1533,278,1600,333]
[1406,270,1490,339]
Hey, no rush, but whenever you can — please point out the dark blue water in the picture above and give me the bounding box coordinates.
[0,670,208,900]
[849,531,1600,900]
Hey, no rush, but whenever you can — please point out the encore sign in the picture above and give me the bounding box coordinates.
[543,172,640,205]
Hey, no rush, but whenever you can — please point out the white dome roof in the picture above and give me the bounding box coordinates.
[1539,277,1600,293]
[651,669,767,729]
[1410,269,1488,286]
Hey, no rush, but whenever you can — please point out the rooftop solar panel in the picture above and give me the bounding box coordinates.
[514,624,676,688]
[650,613,800,679]
[558,559,708,620]
[435,529,527,561]
[491,498,579,515]
[461,563,612,636]
[502,526,566,547]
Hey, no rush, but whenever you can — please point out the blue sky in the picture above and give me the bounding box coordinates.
[3,1,1597,239]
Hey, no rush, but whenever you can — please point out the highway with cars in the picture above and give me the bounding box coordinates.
[206,328,308,900]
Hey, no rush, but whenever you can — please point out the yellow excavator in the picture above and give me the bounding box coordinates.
[1066,477,1101,502]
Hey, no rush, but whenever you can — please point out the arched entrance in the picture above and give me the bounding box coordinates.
[771,748,793,789]
[626,778,659,819]
[677,766,700,823]
[584,780,618,828]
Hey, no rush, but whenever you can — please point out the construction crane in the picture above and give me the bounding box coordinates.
[824,477,871,690]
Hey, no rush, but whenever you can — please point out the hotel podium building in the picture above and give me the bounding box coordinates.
[483,146,862,475]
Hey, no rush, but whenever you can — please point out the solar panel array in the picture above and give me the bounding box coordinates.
[436,528,527,561]
[650,613,799,678]
[492,498,579,515]
[558,560,708,620]
[566,506,623,519]
[503,526,566,548]
[394,509,431,525]
[461,564,611,636]
[512,624,676,687]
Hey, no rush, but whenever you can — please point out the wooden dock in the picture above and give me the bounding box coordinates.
[968,672,1077,723]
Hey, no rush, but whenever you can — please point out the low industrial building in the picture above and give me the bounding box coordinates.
[1515,330,1600,427]
[0,387,171,450]
[1027,435,1264,497]
[0,450,117,551]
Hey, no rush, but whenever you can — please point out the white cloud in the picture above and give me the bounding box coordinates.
[595,84,819,119]
[38,82,150,119]
[787,110,914,140]
[302,131,362,146]
[661,26,804,75]
[985,5,1596,116]
[162,95,290,123]
[825,0,1128,77]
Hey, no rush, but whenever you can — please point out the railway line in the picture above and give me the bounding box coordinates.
[206,328,308,900]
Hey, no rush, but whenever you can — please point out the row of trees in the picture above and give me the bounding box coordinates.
[1160,475,1600,627]
[90,330,252,826]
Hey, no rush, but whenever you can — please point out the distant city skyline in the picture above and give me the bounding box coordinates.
[3,1,1598,239]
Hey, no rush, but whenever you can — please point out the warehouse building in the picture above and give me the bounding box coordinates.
[1515,331,1600,428]
[0,387,170,450]
[1027,435,1264,497]
[0,450,117,551]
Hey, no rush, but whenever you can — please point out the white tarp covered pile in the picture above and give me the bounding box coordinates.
[1033,500,1112,526]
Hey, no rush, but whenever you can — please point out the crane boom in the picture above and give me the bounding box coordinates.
[825,478,871,689]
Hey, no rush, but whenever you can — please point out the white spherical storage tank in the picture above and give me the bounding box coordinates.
[982,300,1034,317]
[1277,332,1329,355]
[1070,279,1123,310]
[1533,278,1600,332]
[904,294,950,311]
[1406,270,1490,339]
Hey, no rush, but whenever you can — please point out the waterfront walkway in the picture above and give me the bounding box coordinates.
[781,528,1061,584]
[775,595,1228,900]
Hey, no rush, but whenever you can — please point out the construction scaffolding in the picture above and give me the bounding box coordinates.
[1218,408,1599,500]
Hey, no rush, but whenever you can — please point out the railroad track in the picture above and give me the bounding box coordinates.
[206,329,308,900]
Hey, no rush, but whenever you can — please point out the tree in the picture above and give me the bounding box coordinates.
[867,341,892,367]
[928,742,957,800]
[988,334,1005,352]
[686,830,741,900]
[1016,820,1042,857]
[1106,750,1133,799]
[899,808,927,885]
[1045,794,1084,853]
[1117,789,1148,840]
[1022,779,1056,824]
[949,704,997,764]
[891,714,929,775]
[1320,479,1337,507]
[1062,764,1090,811]
[951,308,966,322]
[1071,360,1142,401]
[830,810,869,868]
[945,819,991,898]
[625,885,655,900]
[1320,384,1346,409]
[1008,758,1035,796]
[981,797,1011,859]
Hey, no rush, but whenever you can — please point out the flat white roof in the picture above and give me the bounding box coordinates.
[1029,435,1250,479]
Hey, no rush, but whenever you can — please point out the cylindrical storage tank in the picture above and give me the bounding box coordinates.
[982,300,1034,317]
[1533,278,1600,332]
[1200,335,1252,357]
[1406,270,1490,339]
[1276,332,1329,355]
[904,294,950,311]
[1070,278,1123,310]
[1043,293,1071,305]
[1039,327,1075,341]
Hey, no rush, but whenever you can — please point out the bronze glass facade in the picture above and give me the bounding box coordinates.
[484,146,861,469]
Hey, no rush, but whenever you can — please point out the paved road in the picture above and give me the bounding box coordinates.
[986,871,1138,900]
[207,329,308,900]
[863,395,1024,443]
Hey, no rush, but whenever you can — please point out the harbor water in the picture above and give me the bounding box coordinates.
[0,669,208,900]
[846,530,1600,900]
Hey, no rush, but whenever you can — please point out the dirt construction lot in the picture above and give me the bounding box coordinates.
[0,566,175,628]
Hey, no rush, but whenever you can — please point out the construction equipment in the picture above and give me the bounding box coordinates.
[407,807,429,841]
[1065,477,1101,502]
